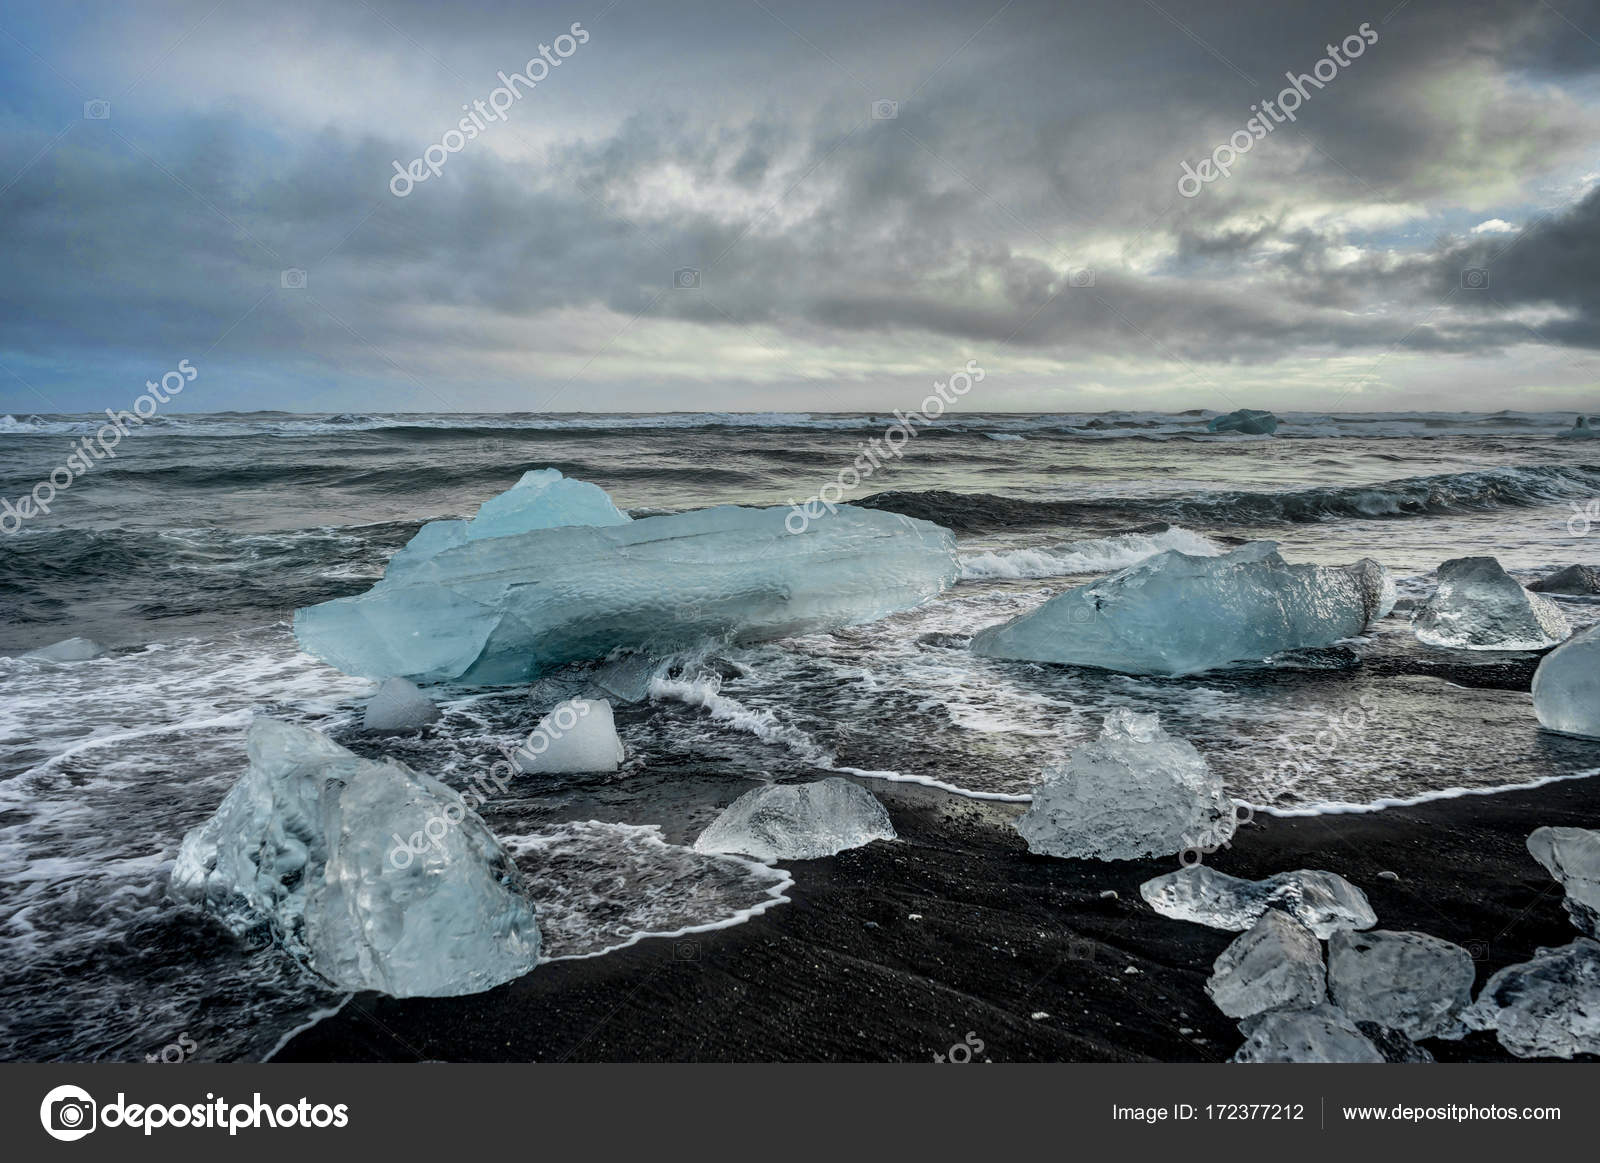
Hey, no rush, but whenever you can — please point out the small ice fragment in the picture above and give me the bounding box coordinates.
[692,777,895,862]
[1355,1022,1435,1063]
[362,676,442,732]
[1099,890,1119,900]
[1207,409,1279,435]
[1014,710,1236,861]
[1527,564,1600,596]
[1378,870,1400,881]
[1411,556,1570,651]
[1526,827,1600,937]
[587,651,660,704]
[1464,939,1600,1059]
[1532,624,1600,740]
[973,541,1391,676]
[170,718,539,998]
[1031,1011,1050,1020]
[1231,1003,1384,1063]
[1140,865,1377,939]
[514,698,625,775]
[1326,929,1476,1039]
[22,637,106,662]
[1206,911,1326,1020]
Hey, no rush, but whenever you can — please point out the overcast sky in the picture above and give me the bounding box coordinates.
[2,0,1599,414]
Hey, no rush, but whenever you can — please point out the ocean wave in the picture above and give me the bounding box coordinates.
[958,526,1222,579]
[861,463,1600,532]
[2,409,1596,440]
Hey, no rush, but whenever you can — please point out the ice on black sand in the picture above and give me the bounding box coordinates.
[1205,911,1326,1020]
[170,718,540,998]
[513,698,626,775]
[1527,826,1600,938]
[1140,865,1377,939]
[1326,929,1475,1040]
[1014,710,1235,861]
[693,777,895,862]
[1532,625,1600,741]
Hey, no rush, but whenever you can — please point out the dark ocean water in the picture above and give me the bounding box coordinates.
[1,409,1598,1061]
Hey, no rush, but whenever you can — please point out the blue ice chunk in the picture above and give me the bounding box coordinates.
[972,541,1391,676]
[296,488,959,683]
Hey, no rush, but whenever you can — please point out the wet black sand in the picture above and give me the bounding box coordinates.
[278,763,1600,1063]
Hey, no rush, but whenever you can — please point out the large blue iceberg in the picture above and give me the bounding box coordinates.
[972,541,1393,675]
[296,471,960,683]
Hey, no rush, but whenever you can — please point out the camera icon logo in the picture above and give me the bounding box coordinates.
[871,99,899,120]
[1069,268,1096,288]
[1461,268,1489,290]
[673,267,700,289]
[674,939,701,961]
[281,268,307,289]
[83,100,111,120]
[40,1084,97,1142]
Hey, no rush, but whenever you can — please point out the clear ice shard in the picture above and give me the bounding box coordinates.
[363,676,441,732]
[1527,564,1600,595]
[692,777,896,862]
[1140,865,1377,939]
[170,718,540,998]
[1207,408,1279,435]
[1527,827,1600,937]
[296,477,960,684]
[971,541,1392,676]
[21,636,106,662]
[514,698,626,775]
[1206,910,1326,1019]
[1411,556,1570,650]
[1464,939,1600,1059]
[1325,929,1476,1039]
[1014,710,1236,861]
[1532,624,1600,740]
[1231,1003,1384,1063]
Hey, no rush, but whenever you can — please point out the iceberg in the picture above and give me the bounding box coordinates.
[170,718,540,998]
[1411,556,1570,651]
[296,475,959,684]
[1207,408,1279,435]
[1231,1003,1384,1063]
[1527,564,1600,595]
[1325,929,1475,1040]
[1527,827,1600,937]
[513,698,626,775]
[1206,911,1326,1020]
[362,676,441,732]
[1140,865,1377,939]
[693,777,895,862]
[1532,624,1600,740]
[973,541,1392,676]
[1558,415,1600,439]
[1014,710,1236,861]
[21,637,107,662]
[1464,939,1600,1059]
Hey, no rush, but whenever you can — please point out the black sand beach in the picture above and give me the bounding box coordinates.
[278,766,1600,1064]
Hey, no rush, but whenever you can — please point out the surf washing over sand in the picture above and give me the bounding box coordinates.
[2,409,1597,1061]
